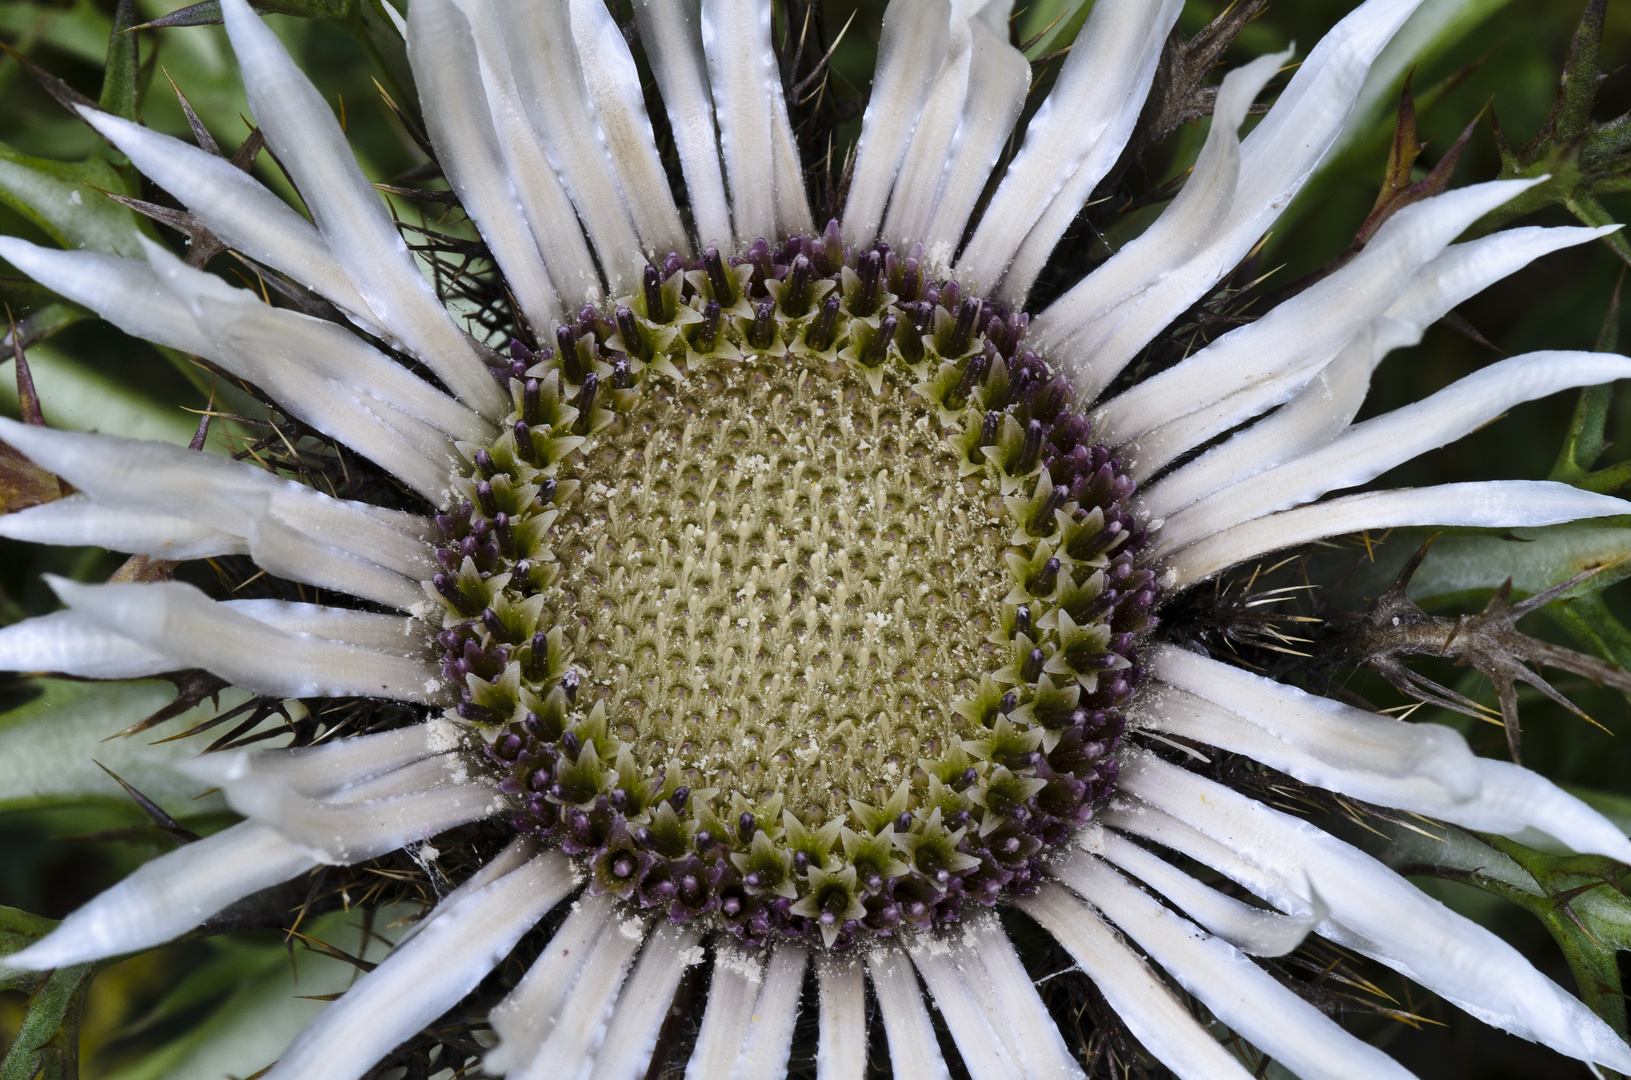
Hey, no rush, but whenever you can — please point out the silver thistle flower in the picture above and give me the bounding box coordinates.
[1,0,1630,1077]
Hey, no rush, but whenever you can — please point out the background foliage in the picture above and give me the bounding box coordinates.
[0,0,1629,1076]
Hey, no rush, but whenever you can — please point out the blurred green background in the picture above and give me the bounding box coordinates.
[1,0,1629,1076]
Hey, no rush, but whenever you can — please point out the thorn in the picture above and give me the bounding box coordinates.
[1387,535,1439,596]
[94,761,200,844]
[189,385,216,452]
[163,67,221,157]
[7,307,46,427]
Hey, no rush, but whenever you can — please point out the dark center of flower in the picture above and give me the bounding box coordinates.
[427,224,1156,948]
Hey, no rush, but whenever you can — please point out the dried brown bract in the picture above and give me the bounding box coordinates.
[1326,540,1631,762]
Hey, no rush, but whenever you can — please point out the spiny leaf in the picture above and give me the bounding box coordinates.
[0,142,146,256]
[0,904,93,1080]
[1327,541,1631,762]
[1118,0,1271,169]
[346,0,418,130]
[164,68,221,157]
[131,0,353,31]
[1551,271,1623,486]
[1471,1,1631,264]
[1355,92,1481,245]
[1537,0,1606,148]
[0,439,63,514]
[10,315,46,427]
[98,0,140,122]
[0,322,67,512]
[1368,72,1427,220]
[0,302,88,354]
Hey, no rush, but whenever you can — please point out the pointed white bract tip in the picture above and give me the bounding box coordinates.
[43,573,90,606]
[4,938,76,971]
[0,235,47,273]
[176,750,250,788]
[2,821,318,970]
[75,103,120,136]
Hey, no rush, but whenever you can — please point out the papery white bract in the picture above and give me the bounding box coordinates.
[2,0,1629,1077]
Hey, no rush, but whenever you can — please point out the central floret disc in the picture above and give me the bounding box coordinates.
[429,230,1155,948]
[554,362,1009,814]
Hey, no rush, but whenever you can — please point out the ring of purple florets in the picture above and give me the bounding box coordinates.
[426,225,1157,949]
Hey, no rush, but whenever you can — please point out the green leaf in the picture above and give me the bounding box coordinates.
[0,904,94,1080]
[101,910,401,1080]
[344,0,415,126]
[1,340,206,445]
[1548,0,1606,146]
[1546,591,1631,676]
[0,143,145,256]
[1402,524,1631,607]
[1482,834,1631,1041]
[98,0,140,122]
[134,0,354,31]
[0,301,87,352]
[0,677,234,816]
[0,0,115,66]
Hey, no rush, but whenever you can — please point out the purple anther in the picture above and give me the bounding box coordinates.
[807,294,841,351]
[694,299,722,350]
[898,255,921,302]
[749,300,776,350]
[863,314,896,366]
[944,297,979,357]
[1035,484,1069,529]
[475,480,499,518]
[855,249,883,315]
[522,378,541,425]
[783,254,811,315]
[512,420,537,465]
[556,324,581,382]
[1016,419,1044,474]
[820,219,843,273]
[703,245,733,302]
[432,573,476,616]
[642,263,668,322]
[979,411,1002,451]
[616,306,647,360]
[1029,557,1060,597]
[574,372,599,436]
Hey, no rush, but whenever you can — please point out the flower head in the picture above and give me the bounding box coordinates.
[2,0,1630,1077]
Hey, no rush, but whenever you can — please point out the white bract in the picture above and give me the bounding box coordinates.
[2,0,1628,1078]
